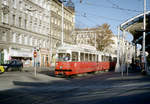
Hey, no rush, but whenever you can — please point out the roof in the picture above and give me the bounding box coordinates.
[120,11,150,52]
[57,43,99,54]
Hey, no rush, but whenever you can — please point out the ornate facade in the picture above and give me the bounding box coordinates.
[75,28,97,45]
[50,0,75,65]
[75,28,117,56]
[0,0,51,67]
[0,0,75,67]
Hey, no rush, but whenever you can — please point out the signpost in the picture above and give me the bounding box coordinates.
[34,50,37,77]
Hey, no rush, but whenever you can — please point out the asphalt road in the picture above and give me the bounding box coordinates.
[0,70,150,104]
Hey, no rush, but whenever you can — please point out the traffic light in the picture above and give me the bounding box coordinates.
[33,51,37,58]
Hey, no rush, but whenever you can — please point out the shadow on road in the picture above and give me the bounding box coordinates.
[0,72,150,104]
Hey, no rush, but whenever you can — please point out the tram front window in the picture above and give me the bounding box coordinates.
[58,53,70,62]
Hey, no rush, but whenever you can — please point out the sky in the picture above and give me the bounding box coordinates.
[72,0,150,41]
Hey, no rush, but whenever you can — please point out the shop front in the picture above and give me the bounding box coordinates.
[40,48,50,67]
[10,48,33,67]
[0,49,4,65]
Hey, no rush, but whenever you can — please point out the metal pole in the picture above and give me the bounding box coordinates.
[34,57,37,77]
[49,0,52,66]
[115,26,120,72]
[61,1,64,45]
[121,30,125,77]
[127,63,128,76]
[142,0,146,71]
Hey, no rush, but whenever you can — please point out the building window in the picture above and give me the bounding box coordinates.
[2,0,8,5]
[19,0,23,10]
[19,17,22,27]
[19,34,22,44]
[30,16,33,30]
[22,34,25,44]
[16,34,20,43]
[12,32,16,43]
[30,37,33,46]
[12,14,15,26]
[12,0,16,8]
[24,19,27,29]
[2,31,7,41]
[24,35,28,45]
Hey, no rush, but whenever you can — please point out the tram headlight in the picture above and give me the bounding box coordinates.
[60,66,63,69]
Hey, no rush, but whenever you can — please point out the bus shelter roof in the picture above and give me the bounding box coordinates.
[120,11,150,52]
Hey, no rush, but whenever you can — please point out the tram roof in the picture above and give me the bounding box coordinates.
[57,43,99,54]
[57,44,112,56]
[120,11,150,53]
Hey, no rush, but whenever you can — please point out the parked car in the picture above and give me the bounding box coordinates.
[0,65,5,74]
[2,59,23,71]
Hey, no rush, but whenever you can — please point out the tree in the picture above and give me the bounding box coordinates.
[90,23,114,51]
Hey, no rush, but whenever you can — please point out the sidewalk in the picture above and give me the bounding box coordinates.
[22,66,55,72]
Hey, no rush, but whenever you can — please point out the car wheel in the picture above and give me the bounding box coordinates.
[0,70,4,74]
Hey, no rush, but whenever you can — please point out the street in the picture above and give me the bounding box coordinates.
[0,70,150,104]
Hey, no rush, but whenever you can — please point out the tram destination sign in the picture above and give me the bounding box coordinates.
[58,50,66,53]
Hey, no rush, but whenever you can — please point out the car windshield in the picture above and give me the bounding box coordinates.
[58,53,70,62]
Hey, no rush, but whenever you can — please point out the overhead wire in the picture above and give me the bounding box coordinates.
[74,0,143,29]
[76,13,96,28]
[84,1,142,13]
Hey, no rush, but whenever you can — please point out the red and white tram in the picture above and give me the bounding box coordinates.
[55,44,116,76]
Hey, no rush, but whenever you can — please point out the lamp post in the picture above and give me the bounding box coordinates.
[115,26,120,72]
[142,0,146,72]
[61,0,67,45]
[47,0,52,67]
[61,0,64,45]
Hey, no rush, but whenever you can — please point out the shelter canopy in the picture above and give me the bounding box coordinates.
[120,11,150,52]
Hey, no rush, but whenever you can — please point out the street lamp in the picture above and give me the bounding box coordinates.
[61,0,66,45]
[115,26,120,72]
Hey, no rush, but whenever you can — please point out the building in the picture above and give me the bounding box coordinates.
[0,0,51,67]
[74,27,136,62]
[75,28,97,45]
[75,27,116,54]
[50,0,75,65]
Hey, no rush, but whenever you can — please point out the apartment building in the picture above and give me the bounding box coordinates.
[75,28,97,45]
[0,0,51,67]
[50,0,75,64]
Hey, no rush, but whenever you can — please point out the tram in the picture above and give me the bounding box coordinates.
[55,44,116,76]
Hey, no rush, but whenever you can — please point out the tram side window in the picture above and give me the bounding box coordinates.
[105,56,109,61]
[93,54,95,62]
[85,53,88,61]
[96,55,98,62]
[106,56,109,61]
[102,55,108,61]
[58,53,64,61]
[89,54,92,62]
[112,57,117,62]
[58,53,70,61]
[80,53,84,62]
[72,52,78,62]
[109,56,112,61]
[102,55,104,61]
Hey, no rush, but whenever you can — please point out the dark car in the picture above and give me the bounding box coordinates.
[2,59,23,71]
